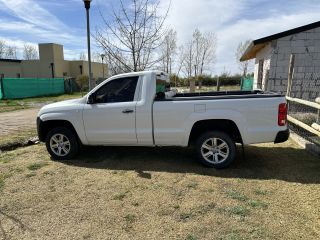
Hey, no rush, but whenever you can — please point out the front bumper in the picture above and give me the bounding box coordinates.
[37,117,45,142]
[274,129,290,143]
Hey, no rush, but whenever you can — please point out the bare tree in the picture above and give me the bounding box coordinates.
[192,29,217,88]
[159,29,177,74]
[181,40,195,92]
[0,40,6,58]
[235,40,253,76]
[95,0,169,72]
[91,52,103,63]
[180,29,217,92]
[23,44,38,60]
[106,50,129,76]
[5,45,17,59]
[79,52,87,61]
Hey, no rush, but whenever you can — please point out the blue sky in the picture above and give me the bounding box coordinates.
[0,0,320,74]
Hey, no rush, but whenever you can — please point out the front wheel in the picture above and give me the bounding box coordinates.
[195,131,236,169]
[45,127,79,160]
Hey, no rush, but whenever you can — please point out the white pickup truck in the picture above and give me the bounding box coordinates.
[37,71,289,168]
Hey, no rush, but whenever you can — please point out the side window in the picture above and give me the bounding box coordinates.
[94,76,138,103]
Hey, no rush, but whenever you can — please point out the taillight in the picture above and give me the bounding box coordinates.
[278,103,287,126]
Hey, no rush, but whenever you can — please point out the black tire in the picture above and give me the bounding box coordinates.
[45,127,79,160]
[195,131,236,169]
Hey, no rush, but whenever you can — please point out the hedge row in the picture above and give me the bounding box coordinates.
[169,74,250,87]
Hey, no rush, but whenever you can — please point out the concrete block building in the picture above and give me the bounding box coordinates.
[241,21,320,101]
[0,43,107,80]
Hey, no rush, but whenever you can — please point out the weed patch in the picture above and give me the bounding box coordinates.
[113,191,129,200]
[27,162,48,171]
[186,234,198,240]
[254,189,268,196]
[124,213,136,224]
[248,200,268,209]
[225,189,248,202]
[229,206,250,217]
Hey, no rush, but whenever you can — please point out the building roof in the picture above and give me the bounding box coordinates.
[0,58,22,63]
[240,20,320,61]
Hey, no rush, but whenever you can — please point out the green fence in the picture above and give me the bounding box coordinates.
[240,76,254,91]
[0,78,64,99]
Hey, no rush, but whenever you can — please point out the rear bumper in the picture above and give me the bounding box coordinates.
[274,129,290,143]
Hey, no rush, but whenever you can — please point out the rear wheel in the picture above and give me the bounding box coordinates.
[45,127,79,160]
[195,131,236,169]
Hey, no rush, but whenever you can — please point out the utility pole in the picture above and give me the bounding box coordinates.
[100,53,105,78]
[83,0,93,90]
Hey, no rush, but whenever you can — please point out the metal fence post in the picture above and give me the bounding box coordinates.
[0,76,5,99]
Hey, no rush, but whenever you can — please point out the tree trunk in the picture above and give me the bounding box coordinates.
[190,79,196,93]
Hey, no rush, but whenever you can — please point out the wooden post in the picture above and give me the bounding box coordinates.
[286,54,295,96]
[316,97,320,124]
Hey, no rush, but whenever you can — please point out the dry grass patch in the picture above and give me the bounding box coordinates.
[0,128,37,150]
[0,139,319,239]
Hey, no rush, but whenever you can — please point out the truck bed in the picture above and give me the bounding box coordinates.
[160,90,284,101]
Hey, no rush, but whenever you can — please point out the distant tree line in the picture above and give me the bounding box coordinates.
[170,72,254,88]
[94,0,254,92]
[0,40,39,60]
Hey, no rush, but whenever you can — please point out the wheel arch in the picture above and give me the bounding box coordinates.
[38,119,81,144]
[188,119,243,146]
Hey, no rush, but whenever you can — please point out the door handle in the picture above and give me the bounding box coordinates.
[122,109,134,113]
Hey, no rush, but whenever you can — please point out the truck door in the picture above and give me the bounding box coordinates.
[83,76,139,145]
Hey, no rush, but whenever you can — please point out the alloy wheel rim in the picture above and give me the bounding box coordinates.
[50,133,71,157]
[201,137,229,164]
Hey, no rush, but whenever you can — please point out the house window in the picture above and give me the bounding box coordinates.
[79,65,83,75]
[17,73,21,78]
[257,59,264,89]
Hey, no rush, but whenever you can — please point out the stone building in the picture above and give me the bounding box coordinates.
[240,21,320,101]
[0,43,107,80]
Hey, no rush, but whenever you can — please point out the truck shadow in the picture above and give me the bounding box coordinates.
[58,144,320,184]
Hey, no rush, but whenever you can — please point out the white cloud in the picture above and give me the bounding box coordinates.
[160,0,320,74]
[1,0,320,75]
[0,0,67,31]
[160,0,245,41]
[0,0,88,58]
[216,11,320,73]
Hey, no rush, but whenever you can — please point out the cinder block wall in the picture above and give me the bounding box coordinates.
[268,28,320,100]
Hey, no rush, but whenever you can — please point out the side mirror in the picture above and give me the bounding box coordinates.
[87,94,95,104]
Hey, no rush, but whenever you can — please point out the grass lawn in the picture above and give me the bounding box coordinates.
[0,92,86,113]
[0,139,319,239]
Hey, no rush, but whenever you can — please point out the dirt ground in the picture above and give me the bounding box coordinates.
[0,109,39,136]
[0,139,319,240]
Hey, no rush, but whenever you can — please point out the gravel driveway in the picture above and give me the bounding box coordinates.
[0,108,39,135]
